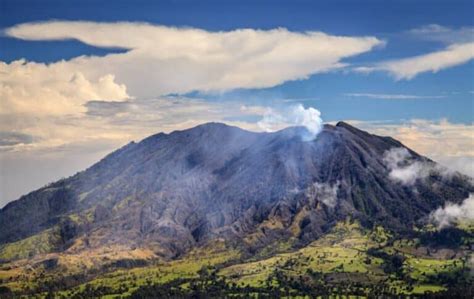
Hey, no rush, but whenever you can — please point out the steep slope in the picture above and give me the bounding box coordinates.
[0,122,472,259]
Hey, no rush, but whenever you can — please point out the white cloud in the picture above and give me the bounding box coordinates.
[433,156,473,179]
[344,93,446,100]
[356,42,474,80]
[383,147,430,185]
[430,194,474,229]
[257,104,323,140]
[353,25,474,80]
[4,21,383,97]
[0,60,130,116]
[0,59,131,152]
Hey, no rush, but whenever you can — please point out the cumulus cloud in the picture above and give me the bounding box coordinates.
[4,21,383,97]
[257,104,323,140]
[0,60,130,116]
[305,181,340,208]
[343,93,446,100]
[430,194,474,229]
[0,59,132,152]
[383,147,431,185]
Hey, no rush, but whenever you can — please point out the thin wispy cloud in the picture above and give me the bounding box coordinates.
[344,93,446,99]
[355,25,474,80]
[355,42,474,80]
[408,24,474,44]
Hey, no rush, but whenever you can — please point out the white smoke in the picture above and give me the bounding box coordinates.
[430,194,474,229]
[257,104,323,141]
[306,181,340,208]
[383,147,430,185]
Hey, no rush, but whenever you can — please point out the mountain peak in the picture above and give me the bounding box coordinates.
[335,121,368,135]
[189,121,235,130]
[335,120,352,127]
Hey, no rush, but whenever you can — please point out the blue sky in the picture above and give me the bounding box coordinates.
[1,0,473,123]
[0,0,473,205]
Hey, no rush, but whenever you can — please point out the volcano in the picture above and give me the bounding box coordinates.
[1,122,471,261]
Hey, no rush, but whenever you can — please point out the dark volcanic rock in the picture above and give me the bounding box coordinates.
[0,122,472,258]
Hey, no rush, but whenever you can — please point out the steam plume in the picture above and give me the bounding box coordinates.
[257,104,323,140]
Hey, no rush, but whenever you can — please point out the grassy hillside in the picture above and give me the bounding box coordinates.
[0,219,472,298]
